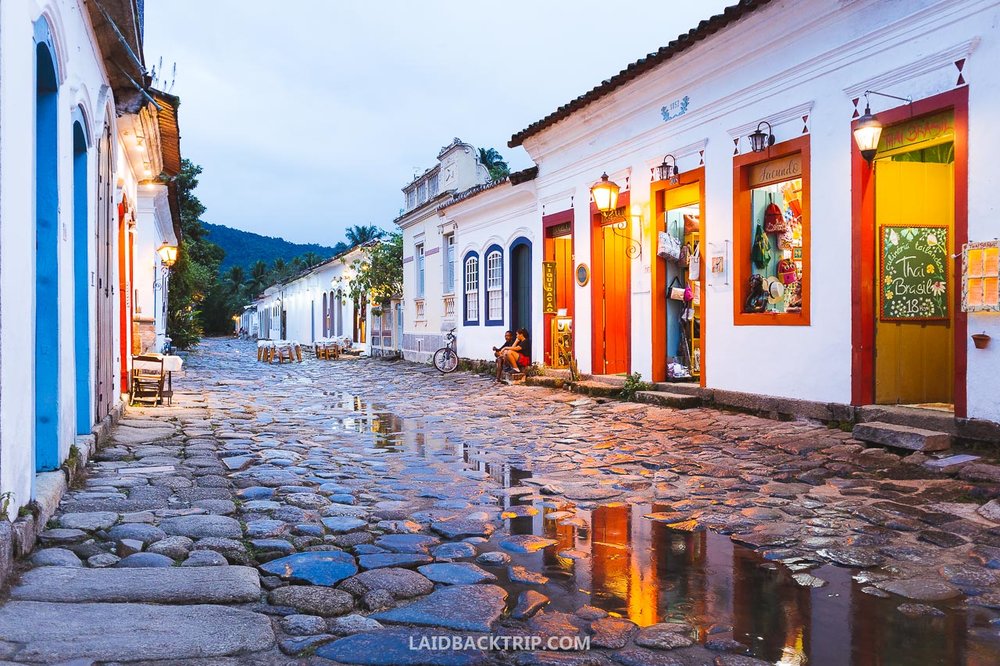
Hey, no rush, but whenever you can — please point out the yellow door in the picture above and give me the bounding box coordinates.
[874,156,954,406]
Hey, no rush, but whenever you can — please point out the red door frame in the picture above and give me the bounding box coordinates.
[590,191,631,375]
[850,87,968,416]
[117,199,131,393]
[650,169,706,384]
[543,209,575,367]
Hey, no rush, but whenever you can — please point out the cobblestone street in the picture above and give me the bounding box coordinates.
[2,338,1000,664]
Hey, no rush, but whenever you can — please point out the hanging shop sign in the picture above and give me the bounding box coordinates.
[877,110,954,155]
[962,240,1000,312]
[880,225,949,321]
[542,261,558,314]
[546,221,572,238]
[748,154,803,188]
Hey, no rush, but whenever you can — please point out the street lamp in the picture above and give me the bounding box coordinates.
[853,90,911,164]
[590,173,620,214]
[747,121,775,153]
[157,242,178,267]
[655,155,679,183]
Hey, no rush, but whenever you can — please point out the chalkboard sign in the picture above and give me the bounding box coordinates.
[880,225,949,321]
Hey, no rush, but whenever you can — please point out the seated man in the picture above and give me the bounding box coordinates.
[502,328,530,375]
[493,330,515,381]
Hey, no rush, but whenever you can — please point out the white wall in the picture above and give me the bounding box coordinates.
[0,0,127,511]
[520,0,1000,419]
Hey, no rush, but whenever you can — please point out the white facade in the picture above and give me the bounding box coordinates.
[0,1,181,528]
[253,245,373,352]
[398,139,495,362]
[500,0,1000,425]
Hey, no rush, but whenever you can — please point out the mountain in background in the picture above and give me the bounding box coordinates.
[203,222,344,273]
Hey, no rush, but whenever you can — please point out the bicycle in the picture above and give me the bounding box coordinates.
[433,329,459,373]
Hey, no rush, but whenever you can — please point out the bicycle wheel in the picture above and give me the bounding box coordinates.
[433,347,459,373]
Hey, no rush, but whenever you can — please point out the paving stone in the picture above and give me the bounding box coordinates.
[114,552,175,567]
[107,523,167,545]
[359,553,434,570]
[327,613,384,635]
[182,549,229,566]
[281,613,328,636]
[268,585,354,616]
[877,577,963,601]
[590,617,638,649]
[160,514,243,539]
[147,535,194,559]
[87,553,120,568]
[59,511,119,531]
[852,422,952,452]
[509,565,549,584]
[512,590,550,619]
[476,551,511,566]
[430,520,496,539]
[375,533,440,554]
[322,516,368,533]
[0,601,274,661]
[260,551,358,585]
[433,542,478,559]
[340,567,434,599]
[38,528,87,545]
[633,623,696,650]
[31,548,83,568]
[499,534,558,554]
[280,633,337,656]
[10,565,260,603]
[193,498,237,515]
[373,584,507,631]
[418,562,497,585]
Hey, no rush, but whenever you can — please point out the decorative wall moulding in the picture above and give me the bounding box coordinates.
[843,39,980,100]
[727,102,815,142]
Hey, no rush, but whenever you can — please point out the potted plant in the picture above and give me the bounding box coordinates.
[972,332,991,349]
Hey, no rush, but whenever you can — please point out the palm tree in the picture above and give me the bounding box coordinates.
[225,265,245,291]
[345,224,385,247]
[249,260,268,294]
[301,251,323,267]
[479,147,510,181]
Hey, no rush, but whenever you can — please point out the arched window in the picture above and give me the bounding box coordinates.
[463,253,479,325]
[485,245,503,326]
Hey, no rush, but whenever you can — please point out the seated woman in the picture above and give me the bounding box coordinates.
[492,330,515,381]
[503,328,530,374]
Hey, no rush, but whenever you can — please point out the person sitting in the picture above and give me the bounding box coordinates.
[502,328,530,375]
[493,330,515,381]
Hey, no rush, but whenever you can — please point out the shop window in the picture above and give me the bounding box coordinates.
[464,253,479,324]
[733,136,810,325]
[485,247,503,325]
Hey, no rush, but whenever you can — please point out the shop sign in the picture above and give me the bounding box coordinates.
[546,221,572,238]
[542,261,558,314]
[878,111,954,154]
[749,154,802,188]
[880,225,949,321]
[963,240,1000,312]
[661,95,690,123]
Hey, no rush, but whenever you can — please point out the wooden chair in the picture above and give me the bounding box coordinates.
[130,355,165,406]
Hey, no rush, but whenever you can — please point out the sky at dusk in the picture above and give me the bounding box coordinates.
[144,1,733,246]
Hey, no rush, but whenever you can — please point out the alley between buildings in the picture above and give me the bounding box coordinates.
[1,338,999,664]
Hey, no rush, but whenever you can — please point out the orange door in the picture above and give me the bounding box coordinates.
[597,222,631,374]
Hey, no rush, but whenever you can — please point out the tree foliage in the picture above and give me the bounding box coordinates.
[479,147,510,181]
[348,232,403,311]
[345,224,386,246]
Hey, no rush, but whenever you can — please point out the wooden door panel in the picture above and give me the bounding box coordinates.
[601,224,629,374]
[874,159,954,405]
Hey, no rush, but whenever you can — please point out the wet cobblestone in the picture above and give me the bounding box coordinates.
[2,337,1000,663]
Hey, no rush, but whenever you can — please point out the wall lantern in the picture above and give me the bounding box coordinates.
[156,241,178,267]
[655,154,679,183]
[853,90,912,164]
[747,121,775,153]
[590,173,620,214]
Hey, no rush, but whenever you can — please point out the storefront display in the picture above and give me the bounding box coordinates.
[663,202,700,379]
[733,137,810,325]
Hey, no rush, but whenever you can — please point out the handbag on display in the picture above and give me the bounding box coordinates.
[679,243,691,267]
[763,194,788,234]
[684,214,700,235]
[777,258,797,285]
[668,276,686,301]
[689,243,701,280]
[657,230,682,262]
[684,283,694,303]
[692,283,701,307]
[744,274,769,313]
[751,224,771,269]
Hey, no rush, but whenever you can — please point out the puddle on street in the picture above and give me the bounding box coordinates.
[325,393,1000,665]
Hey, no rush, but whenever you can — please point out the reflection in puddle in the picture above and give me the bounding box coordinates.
[326,393,1000,664]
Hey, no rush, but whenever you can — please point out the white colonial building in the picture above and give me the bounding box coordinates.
[0,0,183,581]
[496,0,1000,435]
[251,243,379,353]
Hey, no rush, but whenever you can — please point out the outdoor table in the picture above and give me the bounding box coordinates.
[132,354,183,404]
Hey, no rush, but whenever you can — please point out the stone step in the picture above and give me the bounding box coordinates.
[10,565,260,604]
[635,390,701,409]
[0,601,274,662]
[852,421,952,452]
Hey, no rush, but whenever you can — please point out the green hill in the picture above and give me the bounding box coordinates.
[203,222,344,273]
